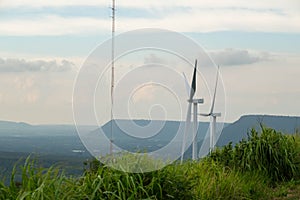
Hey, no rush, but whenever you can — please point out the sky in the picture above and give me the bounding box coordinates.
[0,0,299,124]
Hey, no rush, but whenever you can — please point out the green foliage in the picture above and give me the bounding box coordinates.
[292,136,300,183]
[210,125,300,182]
[0,157,73,199]
[184,159,270,200]
[0,157,271,200]
[79,155,192,199]
[0,127,300,199]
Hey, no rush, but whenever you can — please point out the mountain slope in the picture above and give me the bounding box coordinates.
[217,115,300,146]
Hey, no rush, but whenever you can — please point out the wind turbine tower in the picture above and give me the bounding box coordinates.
[199,65,221,151]
[181,60,204,163]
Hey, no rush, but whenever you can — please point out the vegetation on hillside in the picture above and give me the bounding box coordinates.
[210,126,300,182]
[0,126,300,199]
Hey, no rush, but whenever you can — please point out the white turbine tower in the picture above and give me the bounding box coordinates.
[181,60,204,163]
[199,65,221,152]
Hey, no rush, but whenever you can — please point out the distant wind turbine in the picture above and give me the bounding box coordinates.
[199,65,221,152]
[181,60,204,163]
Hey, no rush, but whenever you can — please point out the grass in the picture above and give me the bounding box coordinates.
[0,126,300,199]
[210,125,300,182]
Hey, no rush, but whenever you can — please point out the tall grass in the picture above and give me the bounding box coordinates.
[1,157,272,199]
[210,125,300,182]
[184,159,270,199]
[79,157,193,199]
[0,127,299,199]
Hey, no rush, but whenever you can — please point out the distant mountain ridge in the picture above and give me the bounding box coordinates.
[0,114,299,154]
[0,120,32,129]
[0,120,97,136]
[88,119,210,153]
[217,115,300,146]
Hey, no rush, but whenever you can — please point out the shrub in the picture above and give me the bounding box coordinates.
[188,160,270,199]
[210,126,300,182]
[81,155,193,199]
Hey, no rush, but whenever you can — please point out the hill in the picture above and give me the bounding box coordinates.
[1,115,299,157]
[217,115,300,146]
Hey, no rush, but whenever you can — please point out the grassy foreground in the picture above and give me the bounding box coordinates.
[1,127,300,199]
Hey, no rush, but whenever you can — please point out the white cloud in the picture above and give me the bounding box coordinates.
[0,1,299,35]
[131,84,156,104]
[209,49,270,66]
[24,91,39,103]
[116,9,300,33]
[0,70,76,124]
[1,10,299,36]
[0,56,78,123]
[1,0,300,12]
[0,47,299,124]
[0,57,76,72]
[220,53,300,121]
[0,15,109,36]
[14,76,35,89]
[144,54,168,65]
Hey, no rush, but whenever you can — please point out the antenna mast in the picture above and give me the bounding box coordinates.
[110,0,115,155]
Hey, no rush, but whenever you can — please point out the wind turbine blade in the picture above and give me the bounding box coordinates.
[199,113,210,117]
[189,59,197,100]
[210,65,220,114]
[182,72,191,97]
[181,102,192,163]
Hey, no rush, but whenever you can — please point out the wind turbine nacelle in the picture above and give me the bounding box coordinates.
[188,99,204,104]
[212,113,221,117]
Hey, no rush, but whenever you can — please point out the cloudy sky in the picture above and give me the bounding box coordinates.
[0,0,299,124]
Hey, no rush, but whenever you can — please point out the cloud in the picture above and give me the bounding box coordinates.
[144,54,168,65]
[25,91,39,103]
[132,84,157,104]
[220,55,300,121]
[1,10,299,36]
[209,49,270,66]
[1,0,299,12]
[14,76,35,89]
[0,1,299,35]
[0,15,108,36]
[0,57,75,72]
[0,69,76,123]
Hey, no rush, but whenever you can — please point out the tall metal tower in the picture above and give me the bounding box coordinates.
[110,0,115,155]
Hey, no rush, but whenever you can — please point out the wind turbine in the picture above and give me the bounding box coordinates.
[180,60,204,163]
[199,65,221,152]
